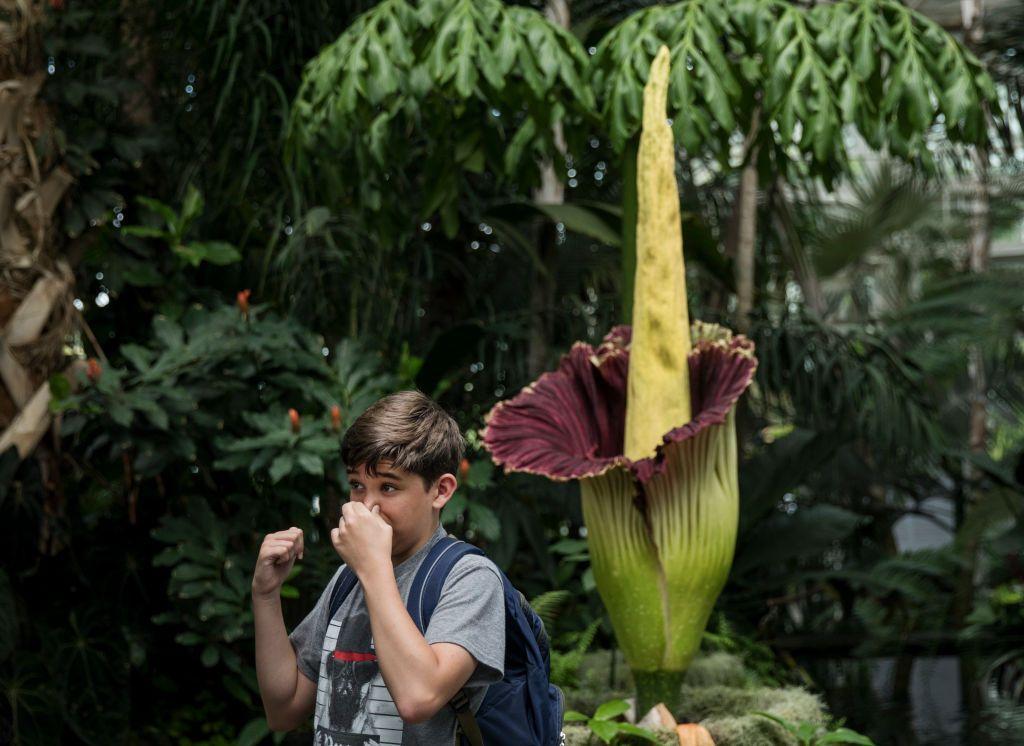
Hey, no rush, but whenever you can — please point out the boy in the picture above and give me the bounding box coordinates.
[252,390,506,745]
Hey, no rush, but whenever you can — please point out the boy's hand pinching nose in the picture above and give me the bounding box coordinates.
[330,502,393,576]
[251,527,304,599]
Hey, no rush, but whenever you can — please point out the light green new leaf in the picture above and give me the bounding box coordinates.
[593,699,631,721]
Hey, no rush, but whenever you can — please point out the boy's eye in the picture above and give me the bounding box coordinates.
[347,482,397,493]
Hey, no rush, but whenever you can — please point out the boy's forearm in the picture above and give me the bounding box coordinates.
[252,592,301,725]
[358,565,445,721]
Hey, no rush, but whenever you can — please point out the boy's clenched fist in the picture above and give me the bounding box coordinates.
[252,527,304,599]
[331,502,392,578]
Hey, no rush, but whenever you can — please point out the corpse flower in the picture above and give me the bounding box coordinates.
[482,47,758,714]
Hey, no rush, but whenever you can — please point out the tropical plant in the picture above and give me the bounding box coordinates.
[483,48,757,714]
[121,184,241,268]
[752,712,875,746]
[564,699,660,745]
[288,0,595,234]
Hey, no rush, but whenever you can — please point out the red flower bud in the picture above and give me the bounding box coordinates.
[459,458,470,481]
[330,404,342,432]
[236,289,251,318]
[86,358,102,381]
[49,0,64,9]
[288,408,300,433]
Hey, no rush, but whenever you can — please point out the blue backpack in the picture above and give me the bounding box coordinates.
[328,536,565,745]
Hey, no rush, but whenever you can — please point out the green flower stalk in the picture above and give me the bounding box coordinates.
[482,47,757,715]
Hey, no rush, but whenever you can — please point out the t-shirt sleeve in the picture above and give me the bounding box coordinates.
[424,555,505,687]
[288,565,344,682]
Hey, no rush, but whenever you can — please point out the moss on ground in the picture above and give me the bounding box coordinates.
[680,684,827,746]
[560,651,829,746]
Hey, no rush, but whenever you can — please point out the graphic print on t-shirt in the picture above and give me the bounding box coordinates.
[314,608,404,746]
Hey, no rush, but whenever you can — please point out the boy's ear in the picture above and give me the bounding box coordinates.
[430,473,458,510]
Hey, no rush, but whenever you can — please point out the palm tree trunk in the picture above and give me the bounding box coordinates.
[955,3,989,732]
[526,0,569,378]
[733,107,761,334]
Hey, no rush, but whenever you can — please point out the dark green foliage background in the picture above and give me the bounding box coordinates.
[1,2,1022,745]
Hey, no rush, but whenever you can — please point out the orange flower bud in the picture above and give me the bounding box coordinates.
[236,289,251,318]
[288,408,300,433]
[330,404,342,432]
[86,358,102,381]
[459,457,470,481]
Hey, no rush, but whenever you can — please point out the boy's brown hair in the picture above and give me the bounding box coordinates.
[340,389,465,490]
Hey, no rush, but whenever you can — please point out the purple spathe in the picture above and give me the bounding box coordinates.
[482,323,757,484]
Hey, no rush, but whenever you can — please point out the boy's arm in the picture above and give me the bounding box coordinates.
[334,502,482,724]
[359,563,479,724]
[252,528,317,731]
[253,593,318,731]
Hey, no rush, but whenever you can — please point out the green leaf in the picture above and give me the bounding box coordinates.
[616,723,662,742]
[121,225,170,240]
[172,564,218,582]
[593,698,631,721]
[48,373,71,401]
[201,644,220,667]
[819,728,876,745]
[467,502,500,541]
[466,459,494,489]
[588,719,620,744]
[137,196,178,232]
[530,202,621,247]
[563,710,588,723]
[108,400,133,427]
[236,717,270,746]
[181,184,205,227]
[176,241,242,267]
[269,454,295,483]
[296,453,324,477]
[175,632,204,646]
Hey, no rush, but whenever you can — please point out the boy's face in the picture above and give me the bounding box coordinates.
[344,461,457,563]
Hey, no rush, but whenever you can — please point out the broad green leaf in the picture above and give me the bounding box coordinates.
[467,502,500,541]
[48,373,71,400]
[172,564,218,582]
[530,202,621,248]
[177,241,242,267]
[296,453,324,477]
[588,719,620,744]
[819,728,876,745]
[616,723,662,742]
[593,698,631,721]
[269,454,295,483]
[201,644,220,667]
[137,196,178,232]
[237,718,270,746]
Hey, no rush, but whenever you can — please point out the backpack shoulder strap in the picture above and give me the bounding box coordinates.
[327,566,359,620]
[406,536,485,632]
[407,538,489,746]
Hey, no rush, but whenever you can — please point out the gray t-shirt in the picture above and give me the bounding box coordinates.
[289,524,505,745]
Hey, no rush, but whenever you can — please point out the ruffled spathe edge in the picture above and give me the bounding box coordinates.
[481,323,757,483]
